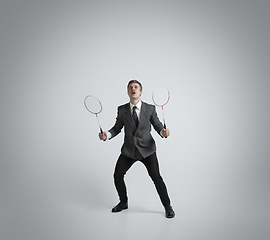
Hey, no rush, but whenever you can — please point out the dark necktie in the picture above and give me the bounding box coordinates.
[132,106,139,127]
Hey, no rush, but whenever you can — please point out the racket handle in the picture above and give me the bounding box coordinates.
[100,128,106,141]
[163,123,167,138]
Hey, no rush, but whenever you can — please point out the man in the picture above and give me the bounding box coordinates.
[99,80,175,218]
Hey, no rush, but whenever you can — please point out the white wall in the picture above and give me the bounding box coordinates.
[1,1,269,239]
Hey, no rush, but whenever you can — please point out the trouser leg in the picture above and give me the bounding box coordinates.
[113,154,136,203]
[141,153,171,207]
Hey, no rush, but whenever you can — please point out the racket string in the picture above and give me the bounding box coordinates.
[152,86,170,129]
[84,95,103,133]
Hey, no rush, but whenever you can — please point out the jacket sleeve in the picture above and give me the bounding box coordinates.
[150,105,164,137]
[108,106,124,139]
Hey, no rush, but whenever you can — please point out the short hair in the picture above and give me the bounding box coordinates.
[127,80,142,91]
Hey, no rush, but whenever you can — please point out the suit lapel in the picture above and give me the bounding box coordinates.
[125,102,146,130]
[137,101,146,130]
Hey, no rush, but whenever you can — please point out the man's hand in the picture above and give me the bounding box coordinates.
[162,128,170,138]
[99,132,107,141]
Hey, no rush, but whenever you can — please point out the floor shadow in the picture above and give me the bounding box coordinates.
[127,207,164,216]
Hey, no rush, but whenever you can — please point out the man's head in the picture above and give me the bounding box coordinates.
[127,80,142,102]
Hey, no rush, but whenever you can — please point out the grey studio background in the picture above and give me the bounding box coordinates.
[0,0,269,240]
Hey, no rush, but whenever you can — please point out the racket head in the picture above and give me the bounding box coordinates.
[84,95,103,114]
[152,86,170,107]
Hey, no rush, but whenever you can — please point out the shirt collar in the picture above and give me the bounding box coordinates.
[130,100,142,111]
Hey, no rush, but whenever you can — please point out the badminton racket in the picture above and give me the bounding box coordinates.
[152,86,170,137]
[84,95,103,133]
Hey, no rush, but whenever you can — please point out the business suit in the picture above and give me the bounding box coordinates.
[108,101,171,207]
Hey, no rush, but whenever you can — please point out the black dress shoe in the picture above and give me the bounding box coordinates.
[165,206,175,218]
[111,202,128,213]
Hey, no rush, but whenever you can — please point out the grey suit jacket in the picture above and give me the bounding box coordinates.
[108,101,164,159]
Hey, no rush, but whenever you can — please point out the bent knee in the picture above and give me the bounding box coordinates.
[150,174,163,182]
[113,172,125,180]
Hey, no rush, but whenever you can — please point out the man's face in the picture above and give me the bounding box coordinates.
[128,83,142,100]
